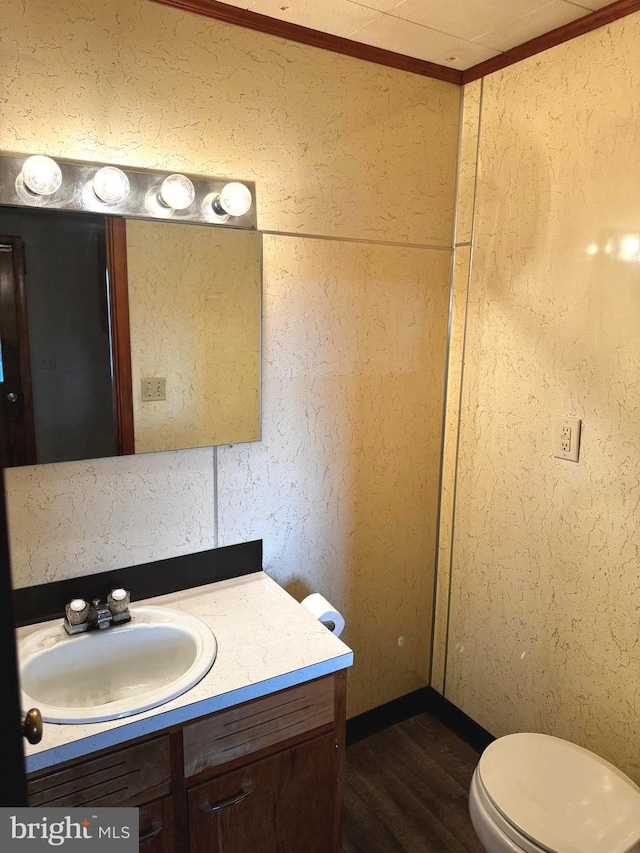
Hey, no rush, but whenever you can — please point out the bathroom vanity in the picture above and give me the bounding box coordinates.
[27,673,345,852]
[20,571,353,853]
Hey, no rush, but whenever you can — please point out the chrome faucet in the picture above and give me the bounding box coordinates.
[63,588,131,635]
[89,599,112,630]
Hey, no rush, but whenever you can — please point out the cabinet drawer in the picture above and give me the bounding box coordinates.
[28,736,171,808]
[139,796,174,853]
[188,731,336,853]
[183,676,334,778]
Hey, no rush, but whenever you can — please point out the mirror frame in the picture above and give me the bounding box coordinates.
[106,218,135,455]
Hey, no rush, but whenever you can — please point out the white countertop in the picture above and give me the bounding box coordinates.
[19,572,353,774]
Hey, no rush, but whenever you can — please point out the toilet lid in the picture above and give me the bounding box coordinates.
[478,733,640,853]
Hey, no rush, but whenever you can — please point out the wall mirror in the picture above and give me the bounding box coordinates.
[0,204,261,467]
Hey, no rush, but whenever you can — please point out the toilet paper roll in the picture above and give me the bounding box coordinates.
[301,593,345,638]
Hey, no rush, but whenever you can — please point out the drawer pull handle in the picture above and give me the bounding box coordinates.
[139,822,163,843]
[199,784,254,814]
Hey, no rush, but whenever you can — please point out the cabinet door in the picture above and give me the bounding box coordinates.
[188,732,337,853]
[139,797,174,853]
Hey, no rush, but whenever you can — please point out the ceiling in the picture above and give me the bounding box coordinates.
[215,0,612,70]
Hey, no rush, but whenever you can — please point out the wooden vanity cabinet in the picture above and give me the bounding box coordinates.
[188,731,337,853]
[27,671,346,853]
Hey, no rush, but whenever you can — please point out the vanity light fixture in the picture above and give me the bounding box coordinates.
[1,151,257,229]
[92,166,130,205]
[20,155,62,196]
[206,181,253,221]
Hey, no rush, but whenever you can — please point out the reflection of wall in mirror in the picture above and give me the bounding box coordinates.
[126,220,261,454]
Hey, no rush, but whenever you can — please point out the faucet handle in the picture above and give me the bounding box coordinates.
[107,588,130,613]
[63,598,90,634]
[65,598,89,625]
[107,588,131,623]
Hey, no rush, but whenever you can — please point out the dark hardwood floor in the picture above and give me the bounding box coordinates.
[343,712,485,852]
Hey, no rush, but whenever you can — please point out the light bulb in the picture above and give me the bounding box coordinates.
[145,185,173,218]
[92,166,130,205]
[216,182,252,217]
[159,174,195,211]
[21,155,62,196]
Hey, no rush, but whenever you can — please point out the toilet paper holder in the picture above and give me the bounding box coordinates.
[321,619,336,632]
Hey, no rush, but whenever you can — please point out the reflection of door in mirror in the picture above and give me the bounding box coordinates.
[0,208,128,467]
[0,236,36,466]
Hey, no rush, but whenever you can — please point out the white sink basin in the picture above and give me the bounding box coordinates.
[18,606,217,724]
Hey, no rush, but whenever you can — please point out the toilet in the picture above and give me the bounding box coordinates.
[469,733,640,853]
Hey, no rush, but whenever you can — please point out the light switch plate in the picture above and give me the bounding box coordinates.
[141,377,166,402]
[554,416,581,462]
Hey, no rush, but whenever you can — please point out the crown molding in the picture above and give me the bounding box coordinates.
[463,0,640,83]
[148,0,640,87]
[148,0,463,84]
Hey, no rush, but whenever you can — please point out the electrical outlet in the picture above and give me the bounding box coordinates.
[141,377,166,402]
[554,417,581,462]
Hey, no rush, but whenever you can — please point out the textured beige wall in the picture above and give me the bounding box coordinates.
[126,221,261,453]
[1,0,459,716]
[4,449,217,586]
[445,14,640,781]
[218,235,451,714]
[0,0,456,246]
